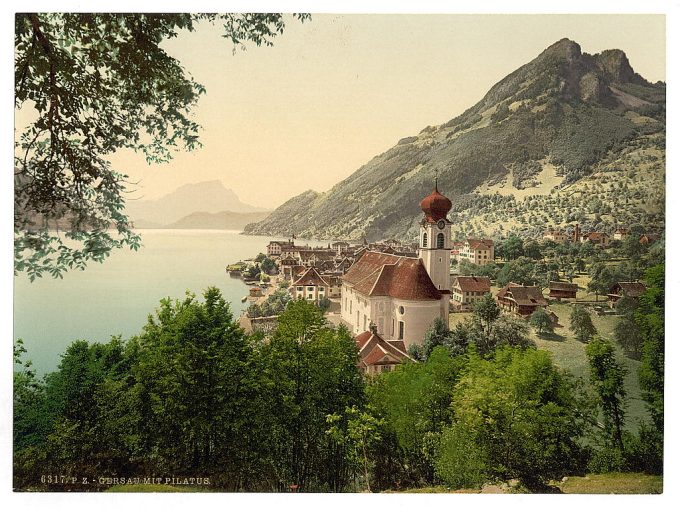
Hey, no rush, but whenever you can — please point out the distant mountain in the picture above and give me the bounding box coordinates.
[126,180,269,225]
[243,39,665,241]
[164,210,270,230]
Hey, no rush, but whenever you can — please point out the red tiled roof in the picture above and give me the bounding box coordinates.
[355,330,411,367]
[342,251,442,300]
[454,276,491,292]
[293,267,329,287]
[467,238,494,250]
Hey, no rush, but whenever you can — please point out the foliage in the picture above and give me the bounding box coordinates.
[496,257,538,287]
[443,347,590,489]
[586,337,627,453]
[14,13,308,279]
[472,293,500,335]
[318,296,331,313]
[529,308,554,334]
[569,306,597,343]
[247,288,291,317]
[421,317,450,359]
[502,235,524,260]
[636,264,664,433]
[368,348,465,487]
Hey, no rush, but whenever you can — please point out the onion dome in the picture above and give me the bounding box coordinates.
[420,181,452,222]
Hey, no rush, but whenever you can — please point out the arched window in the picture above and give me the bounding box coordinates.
[422,232,428,248]
[436,233,445,249]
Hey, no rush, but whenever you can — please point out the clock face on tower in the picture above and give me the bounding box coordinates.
[437,219,446,230]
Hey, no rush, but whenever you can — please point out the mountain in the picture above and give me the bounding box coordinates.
[164,211,270,230]
[126,180,269,226]
[243,39,665,241]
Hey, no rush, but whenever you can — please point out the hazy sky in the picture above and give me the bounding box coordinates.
[18,13,667,209]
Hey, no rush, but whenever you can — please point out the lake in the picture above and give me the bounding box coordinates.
[13,229,328,375]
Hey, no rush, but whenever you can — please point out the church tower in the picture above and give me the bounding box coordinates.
[418,181,452,292]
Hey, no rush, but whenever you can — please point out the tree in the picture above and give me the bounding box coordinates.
[529,308,553,335]
[569,306,597,343]
[502,235,524,260]
[318,296,331,313]
[14,13,309,280]
[443,347,590,489]
[422,317,450,359]
[496,257,538,287]
[586,337,627,454]
[472,293,500,336]
[636,264,664,435]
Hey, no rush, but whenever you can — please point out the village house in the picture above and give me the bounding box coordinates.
[451,241,463,262]
[607,281,647,308]
[340,185,452,349]
[548,281,578,301]
[543,230,569,244]
[496,282,549,318]
[451,276,491,311]
[458,238,494,265]
[639,233,660,245]
[580,232,610,247]
[292,267,331,303]
[355,324,412,376]
[266,240,294,257]
[613,228,630,240]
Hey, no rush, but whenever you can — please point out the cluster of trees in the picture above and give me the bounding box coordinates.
[14,296,364,492]
[14,271,664,492]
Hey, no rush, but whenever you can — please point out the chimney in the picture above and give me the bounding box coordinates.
[369,322,378,335]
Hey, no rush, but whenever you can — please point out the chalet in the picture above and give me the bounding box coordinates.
[341,185,452,349]
[608,281,647,308]
[458,238,495,265]
[543,230,569,244]
[613,228,630,240]
[548,281,578,301]
[292,267,330,303]
[639,233,660,245]
[496,283,548,318]
[452,276,491,310]
[580,232,610,247]
[267,240,294,257]
[355,324,413,376]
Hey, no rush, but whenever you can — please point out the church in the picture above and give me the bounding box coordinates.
[340,184,452,349]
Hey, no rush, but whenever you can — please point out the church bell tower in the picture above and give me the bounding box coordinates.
[418,181,452,292]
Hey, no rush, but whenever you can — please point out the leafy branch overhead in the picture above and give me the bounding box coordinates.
[14,13,310,280]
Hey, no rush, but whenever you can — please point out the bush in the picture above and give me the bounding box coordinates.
[435,424,487,490]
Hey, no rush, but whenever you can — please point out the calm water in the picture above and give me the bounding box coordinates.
[14,230,327,375]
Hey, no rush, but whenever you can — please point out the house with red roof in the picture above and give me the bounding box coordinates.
[355,324,413,376]
[458,238,494,265]
[341,185,453,349]
[292,267,331,303]
[452,276,491,310]
[496,282,549,318]
[607,281,647,308]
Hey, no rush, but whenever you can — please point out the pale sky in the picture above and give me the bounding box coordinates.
[101,13,665,209]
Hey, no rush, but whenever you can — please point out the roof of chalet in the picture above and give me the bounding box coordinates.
[342,251,442,301]
[355,330,411,367]
[549,281,578,291]
[609,281,646,297]
[497,283,548,307]
[453,276,491,293]
[293,267,329,287]
[467,238,494,250]
[583,232,609,240]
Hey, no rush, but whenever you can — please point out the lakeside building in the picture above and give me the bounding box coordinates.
[292,267,331,303]
[267,240,294,257]
[341,185,452,349]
